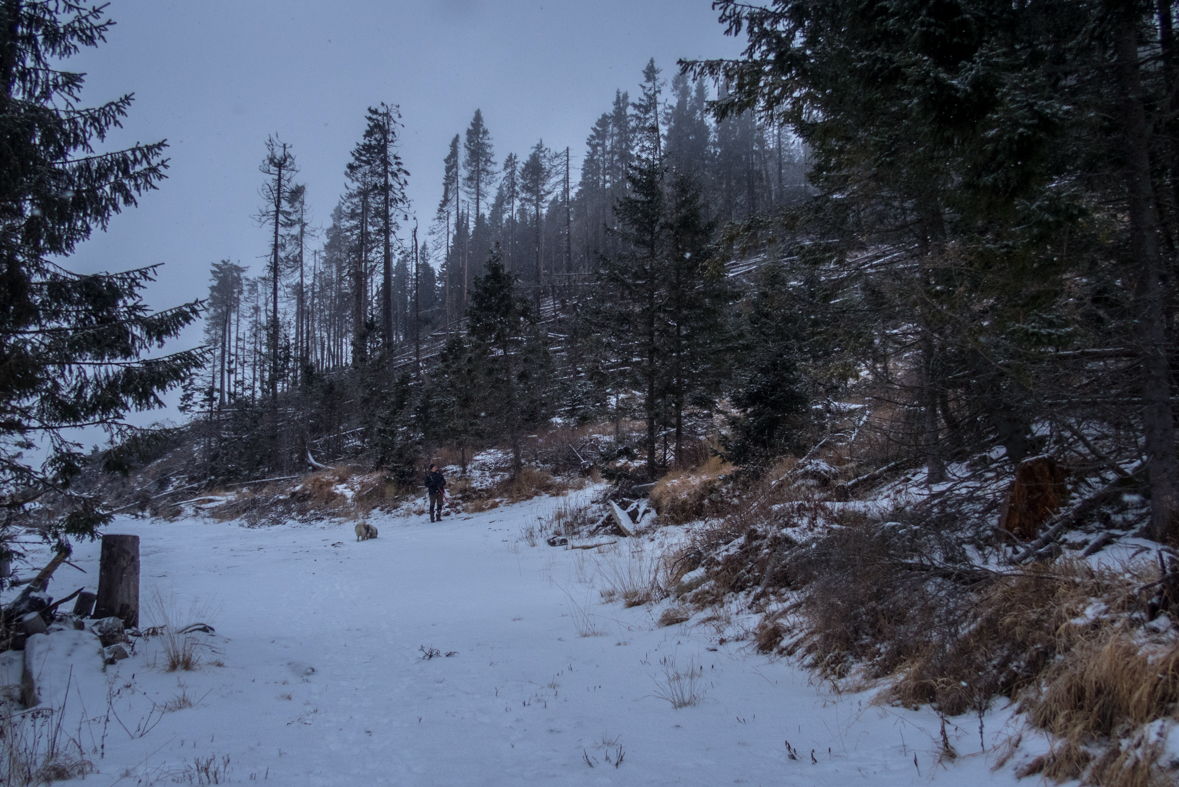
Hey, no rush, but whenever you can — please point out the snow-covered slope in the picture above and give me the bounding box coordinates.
[14,496,1032,786]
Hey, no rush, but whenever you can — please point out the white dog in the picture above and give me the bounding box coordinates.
[354,522,378,541]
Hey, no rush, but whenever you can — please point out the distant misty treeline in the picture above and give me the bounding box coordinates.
[197,60,803,406]
[186,59,805,479]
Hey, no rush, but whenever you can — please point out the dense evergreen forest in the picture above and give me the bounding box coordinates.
[5,0,1179,557]
[186,58,810,487]
[184,0,1179,546]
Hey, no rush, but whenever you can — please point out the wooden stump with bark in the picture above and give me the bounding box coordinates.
[95,535,139,629]
[1000,456,1067,542]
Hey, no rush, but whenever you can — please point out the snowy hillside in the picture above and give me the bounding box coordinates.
[4,492,1051,786]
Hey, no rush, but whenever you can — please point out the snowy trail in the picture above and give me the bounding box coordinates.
[19,498,1029,785]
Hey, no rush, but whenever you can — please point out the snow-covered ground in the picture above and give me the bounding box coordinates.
[14,494,1036,786]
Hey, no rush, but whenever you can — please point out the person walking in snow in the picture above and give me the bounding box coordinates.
[425,463,447,522]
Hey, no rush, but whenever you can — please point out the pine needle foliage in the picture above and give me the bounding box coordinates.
[0,1,202,548]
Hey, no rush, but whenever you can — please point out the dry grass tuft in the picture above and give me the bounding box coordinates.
[658,605,691,627]
[1016,741,1093,782]
[353,473,407,509]
[446,476,474,498]
[145,591,219,673]
[544,498,599,538]
[649,453,733,525]
[594,542,665,608]
[890,561,1120,715]
[464,497,498,513]
[500,466,570,502]
[753,614,788,654]
[1085,730,1169,787]
[650,654,706,708]
[0,706,94,786]
[301,467,352,507]
[1026,631,1179,742]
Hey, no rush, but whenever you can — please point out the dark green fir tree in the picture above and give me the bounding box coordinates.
[0,1,203,550]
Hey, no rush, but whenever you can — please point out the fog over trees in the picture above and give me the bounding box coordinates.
[186,55,810,486]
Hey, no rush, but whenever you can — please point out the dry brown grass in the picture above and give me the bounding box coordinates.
[649,453,734,525]
[301,467,353,506]
[594,541,665,608]
[447,476,474,497]
[443,466,580,513]
[353,472,407,511]
[753,613,789,653]
[1085,730,1170,787]
[1017,741,1093,782]
[544,497,599,538]
[465,497,499,513]
[0,706,95,785]
[890,560,1124,715]
[783,544,1176,786]
[145,590,219,673]
[1026,630,1179,742]
[658,604,692,627]
[204,465,374,523]
[500,466,568,502]
[669,462,859,609]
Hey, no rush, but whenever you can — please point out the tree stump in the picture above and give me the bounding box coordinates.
[1000,456,1067,541]
[95,535,139,629]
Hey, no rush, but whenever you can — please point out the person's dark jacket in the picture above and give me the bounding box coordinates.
[425,470,446,495]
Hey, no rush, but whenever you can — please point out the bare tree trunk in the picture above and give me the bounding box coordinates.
[920,327,947,484]
[413,224,421,381]
[1116,15,1179,542]
[270,156,284,407]
[646,280,658,478]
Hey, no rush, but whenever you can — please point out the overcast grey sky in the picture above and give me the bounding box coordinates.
[64,1,744,329]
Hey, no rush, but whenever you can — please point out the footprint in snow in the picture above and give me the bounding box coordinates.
[287,661,316,680]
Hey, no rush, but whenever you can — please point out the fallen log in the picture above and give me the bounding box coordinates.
[1081,532,1116,558]
[5,549,69,614]
[608,502,635,538]
[28,550,69,591]
[586,514,611,536]
[570,541,617,550]
[43,588,85,616]
[1012,463,1145,564]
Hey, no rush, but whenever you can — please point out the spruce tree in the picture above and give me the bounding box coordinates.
[597,157,666,477]
[466,250,550,476]
[256,136,297,405]
[520,141,554,305]
[0,1,203,547]
[436,134,461,323]
[463,109,496,228]
[347,104,410,350]
[430,333,481,475]
[723,260,809,468]
[661,171,731,462]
